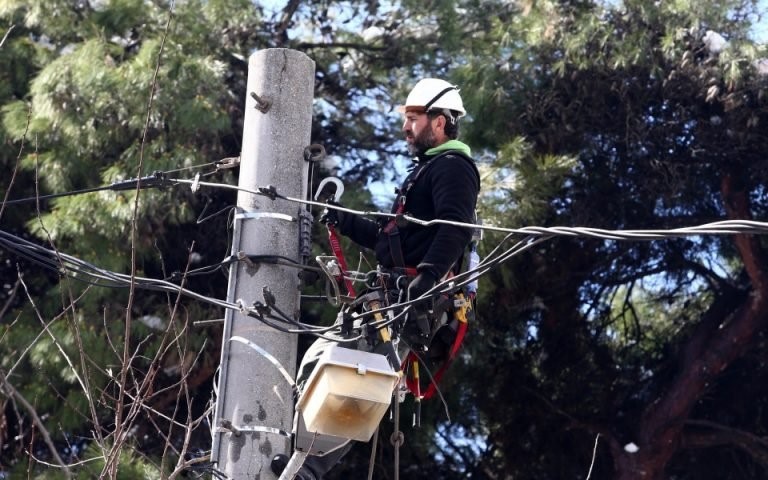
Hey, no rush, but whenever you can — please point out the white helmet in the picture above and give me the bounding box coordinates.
[399,78,466,118]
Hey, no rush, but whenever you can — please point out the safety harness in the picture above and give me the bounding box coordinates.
[378,149,479,401]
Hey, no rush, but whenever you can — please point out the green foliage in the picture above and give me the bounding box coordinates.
[4,0,768,478]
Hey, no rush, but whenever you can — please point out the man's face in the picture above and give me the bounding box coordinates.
[402,111,437,156]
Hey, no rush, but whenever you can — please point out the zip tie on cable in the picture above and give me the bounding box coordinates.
[229,336,297,390]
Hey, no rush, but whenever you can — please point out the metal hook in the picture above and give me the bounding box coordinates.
[314,177,344,202]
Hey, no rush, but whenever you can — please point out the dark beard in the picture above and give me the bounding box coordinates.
[407,123,437,157]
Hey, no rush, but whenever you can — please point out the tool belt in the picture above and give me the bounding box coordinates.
[344,266,473,401]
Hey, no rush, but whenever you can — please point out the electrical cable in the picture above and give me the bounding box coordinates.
[1,228,359,340]
[9,166,768,338]
[170,176,768,243]
[10,166,768,243]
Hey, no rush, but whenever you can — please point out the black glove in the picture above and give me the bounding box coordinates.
[407,271,438,306]
[406,271,438,348]
[319,200,345,228]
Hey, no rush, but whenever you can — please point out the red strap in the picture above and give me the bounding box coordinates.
[401,320,468,400]
[327,226,356,298]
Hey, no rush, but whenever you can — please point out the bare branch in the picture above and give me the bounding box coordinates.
[0,371,72,479]
[107,2,176,477]
[0,277,21,321]
[0,102,30,222]
[274,0,301,46]
[0,24,15,49]
[683,419,768,468]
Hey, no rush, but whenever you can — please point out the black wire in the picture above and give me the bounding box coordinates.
[195,198,236,225]
[400,339,452,422]
[2,185,118,205]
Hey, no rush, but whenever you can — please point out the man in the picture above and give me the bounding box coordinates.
[331,77,480,310]
[273,78,480,479]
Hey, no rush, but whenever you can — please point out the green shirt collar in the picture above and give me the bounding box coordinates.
[425,139,472,157]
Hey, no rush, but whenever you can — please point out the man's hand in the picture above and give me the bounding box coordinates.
[407,271,438,305]
[406,271,438,348]
[319,200,344,227]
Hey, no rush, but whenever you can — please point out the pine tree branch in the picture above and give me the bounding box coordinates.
[619,173,768,478]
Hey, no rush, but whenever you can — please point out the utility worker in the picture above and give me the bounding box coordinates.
[273,78,480,480]
[327,77,480,316]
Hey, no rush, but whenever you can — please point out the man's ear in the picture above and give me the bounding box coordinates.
[432,114,447,134]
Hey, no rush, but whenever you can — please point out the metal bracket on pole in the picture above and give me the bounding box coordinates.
[217,419,291,438]
[250,91,272,113]
[304,144,326,163]
[235,211,296,222]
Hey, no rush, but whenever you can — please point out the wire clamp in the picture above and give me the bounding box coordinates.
[218,419,242,437]
[390,430,405,448]
[262,286,277,307]
[190,173,201,193]
[250,301,270,317]
[215,156,240,170]
[258,185,278,200]
[235,299,248,314]
[237,251,257,269]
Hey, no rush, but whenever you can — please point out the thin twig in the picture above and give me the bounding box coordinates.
[6,275,91,379]
[585,433,600,480]
[0,102,30,221]
[17,270,90,402]
[31,140,107,450]
[0,24,14,48]
[108,1,176,477]
[0,277,21,320]
[0,370,72,478]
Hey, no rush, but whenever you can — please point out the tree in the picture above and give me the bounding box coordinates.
[0,0,462,477]
[5,0,768,478]
[450,0,768,478]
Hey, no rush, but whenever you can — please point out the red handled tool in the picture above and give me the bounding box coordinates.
[315,177,356,298]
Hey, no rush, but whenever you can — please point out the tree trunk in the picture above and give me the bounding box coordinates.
[613,172,768,479]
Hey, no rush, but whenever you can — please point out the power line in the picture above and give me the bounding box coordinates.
[7,167,768,335]
[8,166,768,243]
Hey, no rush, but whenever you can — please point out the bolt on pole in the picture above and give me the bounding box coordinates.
[212,48,315,478]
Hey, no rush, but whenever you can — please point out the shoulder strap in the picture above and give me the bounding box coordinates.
[397,150,479,213]
[382,150,479,270]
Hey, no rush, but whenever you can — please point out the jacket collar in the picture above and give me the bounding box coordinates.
[413,139,472,163]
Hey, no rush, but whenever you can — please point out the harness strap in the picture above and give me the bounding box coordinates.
[380,150,477,271]
[402,291,472,400]
[327,225,356,298]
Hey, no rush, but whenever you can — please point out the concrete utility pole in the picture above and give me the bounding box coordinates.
[212,49,315,479]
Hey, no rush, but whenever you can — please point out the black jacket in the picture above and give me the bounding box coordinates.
[339,146,480,279]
